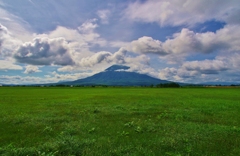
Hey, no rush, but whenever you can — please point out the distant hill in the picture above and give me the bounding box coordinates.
[61,65,171,86]
[199,82,240,86]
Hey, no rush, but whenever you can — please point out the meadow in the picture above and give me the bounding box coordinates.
[0,87,240,156]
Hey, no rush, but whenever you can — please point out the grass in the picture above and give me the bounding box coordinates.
[0,87,240,155]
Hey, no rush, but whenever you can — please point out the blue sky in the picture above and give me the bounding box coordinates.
[0,0,240,84]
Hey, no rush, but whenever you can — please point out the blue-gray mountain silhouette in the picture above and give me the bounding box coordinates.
[63,65,171,86]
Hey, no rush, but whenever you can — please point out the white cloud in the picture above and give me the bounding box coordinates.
[65,48,155,78]
[49,71,93,82]
[56,47,127,71]
[45,26,82,42]
[158,53,240,83]
[77,48,127,67]
[182,60,228,74]
[159,67,178,80]
[124,0,240,26]
[78,19,107,46]
[37,20,107,65]
[109,47,127,64]
[79,51,112,67]
[0,24,8,46]
[78,19,98,33]
[128,25,240,57]
[12,18,140,72]
[128,36,167,55]
[24,65,41,74]
[167,25,240,54]
[35,26,95,66]
[125,54,150,67]
[128,63,158,78]
[97,10,111,24]
[14,37,74,66]
[0,7,32,41]
[0,75,23,84]
[0,24,22,57]
[13,20,129,71]
[0,1,93,34]
[109,41,130,48]
[0,71,94,84]
[0,60,23,70]
[38,19,105,46]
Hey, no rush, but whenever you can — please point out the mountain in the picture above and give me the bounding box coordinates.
[62,65,171,86]
[105,65,130,71]
[199,81,240,86]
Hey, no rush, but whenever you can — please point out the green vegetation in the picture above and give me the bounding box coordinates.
[0,87,240,155]
[156,82,180,88]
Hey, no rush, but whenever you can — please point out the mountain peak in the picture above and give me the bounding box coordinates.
[105,65,130,72]
[60,64,171,86]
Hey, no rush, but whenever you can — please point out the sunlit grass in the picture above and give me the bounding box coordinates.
[0,87,240,155]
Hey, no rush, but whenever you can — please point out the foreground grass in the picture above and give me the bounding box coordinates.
[0,87,240,155]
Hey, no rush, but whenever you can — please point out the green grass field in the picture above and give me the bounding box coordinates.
[0,87,240,156]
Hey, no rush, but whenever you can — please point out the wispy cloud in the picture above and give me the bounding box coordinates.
[124,0,240,26]
[97,10,111,24]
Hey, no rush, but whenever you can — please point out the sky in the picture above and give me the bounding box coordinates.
[0,0,240,84]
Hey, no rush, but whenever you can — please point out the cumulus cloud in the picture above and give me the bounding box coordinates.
[0,24,22,57]
[219,53,240,69]
[158,53,240,83]
[128,36,167,55]
[182,60,228,74]
[127,62,158,78]
[45,26,82,42]
[79,51,112,67]
[35,19,106,59]
[125,54,150,67]
[41,19,107,53]
[35,26,95,67]
[14,37,74,66]
[24,65,41,74]
[128,25,240,57]
[159,67,178,80]
[159,66,210,83]
[34,19,103,45]
[78,48,127,67]
[167,25,240,53]
[56,48,127,72]
[79,19,107,46]
[0,60,23,70]
[109,47,127,64]
[125,0,240,26]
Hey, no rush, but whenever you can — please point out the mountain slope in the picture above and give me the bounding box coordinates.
[63,65,171,86]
